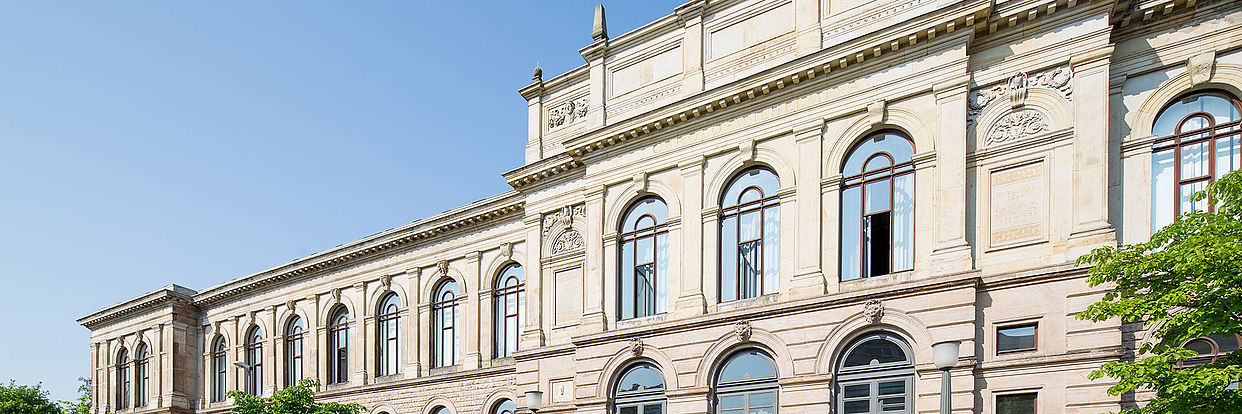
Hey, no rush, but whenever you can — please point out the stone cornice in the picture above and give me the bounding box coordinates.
[507,0,998,191]
[192,191,525,307]
[78,285,197,330]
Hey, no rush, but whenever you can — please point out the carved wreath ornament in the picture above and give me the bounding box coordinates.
[985,110,1050,146]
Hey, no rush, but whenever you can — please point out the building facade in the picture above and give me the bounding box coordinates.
[78,0,1242,413]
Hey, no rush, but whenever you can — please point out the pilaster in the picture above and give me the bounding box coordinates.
[1067,45,1118,257]
[352,282,367,384]
[404,268,423,377]
[929,76,974,274]
[463,251,483,369]
[676,1,706,97]
[581,41,610,129]
[580,187,608,333]
[520,215,546,348]
[793,0,822,56]
[673,156,708,317]
[789,121,827,298]
[520,78,545,163]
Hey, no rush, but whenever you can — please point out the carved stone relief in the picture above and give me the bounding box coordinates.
[863,299,884,324]
[734,320,752,341]
[1188,51,1216,86]
[543,205,586,235]
[550,229,585,255]
[629,338,644,356]
[548,96,589,129]
[985,110,1051,147]
[968,67,1073,129]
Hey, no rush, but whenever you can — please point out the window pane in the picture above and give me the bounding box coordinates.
[643,404,663,414]
[617,365,665,393]
[1181,141,1211,179]
[864,180,891,214]
[998,324,1037,352]
[748,391,774,408]
[1152,148,1176,233]
[739,210,761,241]
[621,241,635,319]
[877,380,905,396]
[637,237,655,264]
[841,187,862,281]
[655,233,669,314]
[720,395,744,410]
[891,174,914,272]
[879,396,905,411]
[843,400,870,414]
[1153,94,1240,136]
[1218,135,1241,179]
[719,351,776,383]
[722,169,780,207]
[996,393,1036,414]
[842,384,869,398]
[720,215,737,302]
[843,338,907,367]
[739,240,761,299]
[1181,181,1209,214]
[620,407,638,414]
[1185,339,1214,355]
[762,205,780,295]
[843,133,915,176]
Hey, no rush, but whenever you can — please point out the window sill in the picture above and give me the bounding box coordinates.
[712,293,780,313]
[837,271,914,291]
[373,373,403,384]
[615,313,667,329]
[430,365,461,376]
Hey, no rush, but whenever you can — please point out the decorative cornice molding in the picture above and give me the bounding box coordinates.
[78,286,197,330]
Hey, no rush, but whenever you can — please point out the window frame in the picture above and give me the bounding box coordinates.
[284,316,305,388]
[376,293,402,377]
[493,264,525,358]
[432,280,461,368]
[134,343,150,407]
[1177,333,1242,367]
[619,197,671,320]
[116,348,130,410]
[834,332,916,414]
[613,362,668,414]
[996,323,1039,355]
[211,337,227,402]
[719,168,782,302]
[840,131,917,281]
[244,327,264,395]
[327,307,350,384]
[1150,91,1242,220]
[994,392,1038,414]
[713,349,780,414]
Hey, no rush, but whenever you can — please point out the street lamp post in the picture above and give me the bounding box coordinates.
[524,390,544,414]
[932,341,960,414]
[233,361,253,395]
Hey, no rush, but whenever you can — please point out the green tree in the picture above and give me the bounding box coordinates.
[58,378,91,414]
[1076,170,1242,413]
[228,379,363,414]
[0,381,63,414]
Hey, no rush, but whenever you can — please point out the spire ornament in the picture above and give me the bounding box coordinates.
[592,4,608,41]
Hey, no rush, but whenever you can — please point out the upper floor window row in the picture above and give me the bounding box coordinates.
[1151,91,1242,232]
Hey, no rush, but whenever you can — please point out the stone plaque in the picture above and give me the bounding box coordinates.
[989,162,1046,246]
[554,267,583,325]
[550,378,574,403]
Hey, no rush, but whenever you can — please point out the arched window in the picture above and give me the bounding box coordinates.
[430,406,451,414]
[1179,333,1241,367]
[492,399,517,414]
[1151,91,1242,232]
[376,293,401,377]
[244,326,263,395]
[840,131,916,281]
[834,332,915,414]
[432,280,461,368]
[284,315,305,387]
[327,306,350,384]
[619,197,670,319]
[714,349,778,414]
[614,363,666,414]
[494,264,525,358]
[720,168,781,302]
[115,347,130,410]
[134,343,150,407]
[211,336,227,402]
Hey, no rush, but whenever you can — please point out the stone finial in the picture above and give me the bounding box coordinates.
[592,4,608,41]
[532,66,543,83]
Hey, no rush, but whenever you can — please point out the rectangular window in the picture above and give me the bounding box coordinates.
[996,393,1036,414]
[997,323,1037,353]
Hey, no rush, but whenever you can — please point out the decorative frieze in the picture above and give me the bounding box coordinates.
[550,229,585,255]
[543,205,586,235]
[548,97,589,130]
[985,110,1051,147]
[968,67,1073,129]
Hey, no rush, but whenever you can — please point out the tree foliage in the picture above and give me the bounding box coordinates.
[228,379,364,414]
[0,381,64,414]
[58,378,91,414]
[1076,170,1242,413]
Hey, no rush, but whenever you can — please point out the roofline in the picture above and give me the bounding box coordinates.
[78,285,197,330]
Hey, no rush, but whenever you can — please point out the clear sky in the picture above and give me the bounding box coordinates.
[0,1,677,402]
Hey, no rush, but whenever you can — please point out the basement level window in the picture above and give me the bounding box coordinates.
[997,323,1037,353]
[996,393,1037,414]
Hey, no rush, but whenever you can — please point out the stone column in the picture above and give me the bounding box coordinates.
[352,282,367,384]
[676,0,706,97]
[673,156,707,317]
[99,341,110,414]
[581,187,608,333]
[1067,46,1118,256]
[582,41,609,128]
[519,215,546,348]
[311,295,325,388]
[403,268,422,377]
[793,0,822,56]
[274,305,288,389]
[479,283,496,361]
[265,307,277,395]
[156,323,167,406]
[417,303,431,372]
[520,78,545,163]
[464,252,483,369]
[790,121,826,298]
[929,73,974,273]
[701,206,722,305]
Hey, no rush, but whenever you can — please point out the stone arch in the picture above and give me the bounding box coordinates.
[483,250,529,294]
[422,397,458,414]
[1129,63,1242,141]
[703,146,797,208]
[369,404,399,414]
[813,306,932,375]
[595,342,681,398]
[369,282,410,316]
[319,296,357,325]
[603,178,683,235]
[826,106,935,175]
[422,270,468,304]
[241,317,270,343]
[276,305,311,337]
[970,88,1071,149]
[693,325,795,388]
[480,389,518,414]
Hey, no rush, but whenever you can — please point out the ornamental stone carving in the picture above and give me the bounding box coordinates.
[550,229,585,254]
[734,320,752,341]
[499,242,513,259]
[629,338,643,356]
[437,259,449,276]
[968,67,1072,128]
[548,96,589,129]
[863,299,884,324]
[985,110,1051,146]
[543,205,586,235]
[1188,51,1216,86]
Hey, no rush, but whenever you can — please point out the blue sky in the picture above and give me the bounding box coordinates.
[0,1,676,401]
